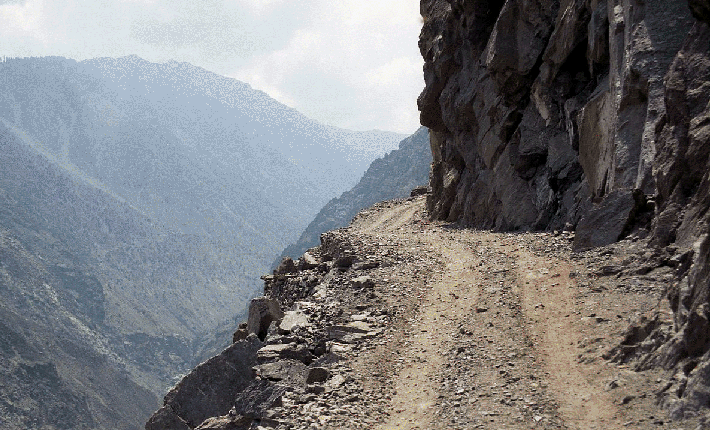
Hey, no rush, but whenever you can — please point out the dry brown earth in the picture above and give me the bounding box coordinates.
[282,195,698,430]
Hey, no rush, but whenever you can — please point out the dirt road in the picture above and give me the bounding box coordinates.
[269,196,684,429]
[341,197,678,430]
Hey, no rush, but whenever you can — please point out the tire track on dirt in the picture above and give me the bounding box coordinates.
[375,230,483,430]
[345,199,648,430]
[513,244,620,429]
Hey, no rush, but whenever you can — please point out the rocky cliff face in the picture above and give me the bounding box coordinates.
[141,2,710,426]
[278,127,432,262]
[419,0,710,418]
[420,0,694,231]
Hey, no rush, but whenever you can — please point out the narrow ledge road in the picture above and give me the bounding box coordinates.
[333,196,677,430]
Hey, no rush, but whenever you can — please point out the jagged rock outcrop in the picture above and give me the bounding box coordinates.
[419,0,710,419]
[644,12,710,419]
[247,297,284,341]
[278,127,432,262]
[145,336,263,430]
[419,0,693,233]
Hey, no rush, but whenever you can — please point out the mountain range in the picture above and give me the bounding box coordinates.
[0,55,408,429]
[138,1,710,429]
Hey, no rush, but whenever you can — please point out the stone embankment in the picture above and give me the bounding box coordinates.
[146,195,707,430]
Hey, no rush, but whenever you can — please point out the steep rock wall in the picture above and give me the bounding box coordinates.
[649,13,710,418]
[419,0,693,231]
[420,0,710,418]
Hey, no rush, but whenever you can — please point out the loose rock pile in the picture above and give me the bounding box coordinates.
[146,195,710,430]
[146,197,435,430]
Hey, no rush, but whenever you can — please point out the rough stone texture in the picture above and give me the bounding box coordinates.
[646,20,710,418]
[231,379,286,418]
[247,297,284,341]
[301,252,319,269]
[193,415,252,430]
[410,185,429,197]
[573,189,643,251]
[144,406,191,430]
[274,257,297,275]
[419,0,693,230]
[145,212,409,429]
[145,335,262,430]
[306,367,332,384]
[256,343,314,365]
[278,310,310,334]
[420,0,710,419]
[350,276,374,289]
[253,359,308,386]
[231,322,249,343]
[335,254,356,269]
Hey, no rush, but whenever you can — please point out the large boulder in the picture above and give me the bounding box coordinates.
[573,189,643,251]
[278,310,310,334]
[247,297,284,341]
[253,359,308,386]
[145,335,262,430]
[256,343,314,365]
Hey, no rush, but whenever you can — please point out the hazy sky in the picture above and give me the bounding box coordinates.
[0,0,424,134]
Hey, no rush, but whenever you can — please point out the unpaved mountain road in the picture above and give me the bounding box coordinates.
[333,196,688,430]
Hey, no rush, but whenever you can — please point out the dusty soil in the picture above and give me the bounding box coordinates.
[273,196,700,430]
